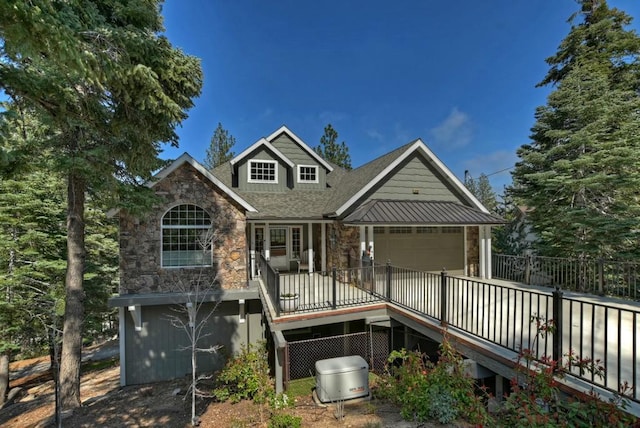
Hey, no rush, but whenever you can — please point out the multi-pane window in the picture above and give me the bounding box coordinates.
[442,226,463,234]
[416,226,438,234]
[162,204,212,267]
[389,226,412,234]
[249,160,277,182]
[298,165,318,183]
[373,226,385,234]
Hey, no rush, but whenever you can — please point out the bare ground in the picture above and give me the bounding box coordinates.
[0,345,457,428]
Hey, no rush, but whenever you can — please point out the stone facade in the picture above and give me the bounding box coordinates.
[119,163,248,294]
[326,222,361,269]
[466,226,480,277]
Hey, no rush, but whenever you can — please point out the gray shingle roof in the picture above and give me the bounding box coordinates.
[343,199,505,225]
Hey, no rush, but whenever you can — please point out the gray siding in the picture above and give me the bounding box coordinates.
[124,299,264,385]
[271,134,327,190]
[237,147,290,192]
[370,154,465,203]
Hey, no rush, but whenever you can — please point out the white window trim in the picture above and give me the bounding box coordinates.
[248,159,278,183]
[160,205,213,269]
[297,164,319,184]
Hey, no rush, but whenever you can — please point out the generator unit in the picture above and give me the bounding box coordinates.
[315,355,369,403]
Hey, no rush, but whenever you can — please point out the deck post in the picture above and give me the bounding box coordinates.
[275,269,281,317]
[552,287,563,366]
[386,261,392,301]
[440,269,448,326]
[332,267,337,309]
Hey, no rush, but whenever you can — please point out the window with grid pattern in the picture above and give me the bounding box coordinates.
[442,226,463,234]
[389,226,412,234]
[162,204,212,267]
[416,226,438,234]
[249,160,277,182]
[297,165,318,183]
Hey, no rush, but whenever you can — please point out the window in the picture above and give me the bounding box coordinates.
[249,160,277,183]
[162,204,212,267]
[389,226,412,234]
[297,165,318,183]
[442,226,463,234]
[416,226,438,234]
[374,226,385,234]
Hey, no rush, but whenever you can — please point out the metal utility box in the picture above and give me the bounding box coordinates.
[315,355,369,403]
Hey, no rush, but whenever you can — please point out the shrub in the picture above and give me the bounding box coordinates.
[377,335,493,425]
[267,412,302,428]
[213,342,273,404]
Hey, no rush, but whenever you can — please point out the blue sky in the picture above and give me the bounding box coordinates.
[160,0,640,192]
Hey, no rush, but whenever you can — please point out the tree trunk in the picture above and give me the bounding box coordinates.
[0,353,9,406]
[60,173,86,410]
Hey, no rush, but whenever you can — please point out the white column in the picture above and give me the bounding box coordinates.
[367,225,374,261]
[463,226,469,276]
[479,226,486,279]
[359,225,366,262]
[265,222,270,261]
[250,223,256,279]
[321,222,327,272]
[118,306,126,386]
[485,225,492,279]
[308,222,314,274]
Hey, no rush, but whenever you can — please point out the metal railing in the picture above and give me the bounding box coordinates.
[260,256,640,404]
[493,253,640,300]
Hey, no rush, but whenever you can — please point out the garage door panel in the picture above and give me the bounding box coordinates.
[375,228,463,271]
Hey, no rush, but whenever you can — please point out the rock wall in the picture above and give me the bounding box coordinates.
[119,163,248,294]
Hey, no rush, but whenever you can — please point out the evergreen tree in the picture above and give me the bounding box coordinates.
[0,0,202,409]
[511,0,640,260]
[204,122,236,169]
[315,124,352,170]
[464,173,498,214]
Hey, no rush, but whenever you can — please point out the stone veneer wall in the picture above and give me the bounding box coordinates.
[466,226,480,277]
[119,163,248,294]
[326,222,361,269]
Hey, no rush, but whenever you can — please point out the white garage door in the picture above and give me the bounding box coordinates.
[374,226,464,272]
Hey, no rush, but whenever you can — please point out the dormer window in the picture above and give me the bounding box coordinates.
[298,165,318,183]
[249,160,277,183]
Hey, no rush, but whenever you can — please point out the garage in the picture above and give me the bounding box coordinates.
[374,226,464,272]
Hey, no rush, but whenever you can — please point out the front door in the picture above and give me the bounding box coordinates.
[269,227,288,270]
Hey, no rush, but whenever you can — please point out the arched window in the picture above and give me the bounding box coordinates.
[161,204,212,267]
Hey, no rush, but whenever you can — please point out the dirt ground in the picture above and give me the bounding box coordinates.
[0,351,451,428]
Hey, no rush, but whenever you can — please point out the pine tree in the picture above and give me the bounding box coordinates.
[315,124,352,170]
[511,0,640,259]
[0,0,202,409]
[464,173,498,214]
[204,123,236,169]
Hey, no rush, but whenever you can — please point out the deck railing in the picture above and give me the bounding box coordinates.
[259,256,640,404]
[493,253,640,300]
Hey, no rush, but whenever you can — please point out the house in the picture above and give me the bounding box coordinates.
[108,125,503,386]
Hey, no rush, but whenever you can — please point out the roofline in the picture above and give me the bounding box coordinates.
[266,125,334,172]
[229,137,295,169]
[153,153,257,212]
[333,139,489,216]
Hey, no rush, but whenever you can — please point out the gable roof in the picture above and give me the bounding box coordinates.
[229,137,295,169]
[343,200,504,225]
[266,125,334,172]
[325,139,489,217]
[154,153,257,212]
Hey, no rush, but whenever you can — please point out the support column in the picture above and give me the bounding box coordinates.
[359,225,366,261]
[479,226,487,279]
[265,222,270,261]
[367,225,374,261]
[321,222,327,272]
[485,226,492,279]
[118,307,126,386]
[250,223,256,279]
[308,222,314,274]
[463,226,468,276]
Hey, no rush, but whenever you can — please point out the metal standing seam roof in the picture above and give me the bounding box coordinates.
[343,199,505,225]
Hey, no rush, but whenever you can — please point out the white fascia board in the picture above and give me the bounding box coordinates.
[229,137,294,169]
[334,139,489,217]
[266,125,334,172]
[151,153,257,212]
